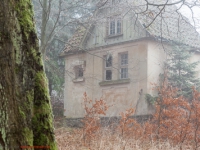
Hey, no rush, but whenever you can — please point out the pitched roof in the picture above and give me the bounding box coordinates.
[60,1,200,56]
[136,3,200,48]
[60,26,87,55]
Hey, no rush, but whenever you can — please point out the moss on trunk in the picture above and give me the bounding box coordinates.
[0,0,57,149]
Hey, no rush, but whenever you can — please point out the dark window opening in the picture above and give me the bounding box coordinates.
[78,68,83,78]
[104,55,112,81]
[106,55,112,67]
[75,66,84,79]
[106,70,112,80]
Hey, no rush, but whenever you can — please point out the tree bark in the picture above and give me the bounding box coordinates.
[0,0,57,150]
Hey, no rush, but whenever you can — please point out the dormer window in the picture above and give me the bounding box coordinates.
[108,18,122,36]
[112,0,121,5]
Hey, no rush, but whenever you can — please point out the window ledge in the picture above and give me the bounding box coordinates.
[106,34,123,39]
[73,77,85,83]
[99,78,130,86]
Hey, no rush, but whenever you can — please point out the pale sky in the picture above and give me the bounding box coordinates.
[177,1,200,33]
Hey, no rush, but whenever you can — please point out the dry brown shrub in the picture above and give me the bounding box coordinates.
[55,80,200,150]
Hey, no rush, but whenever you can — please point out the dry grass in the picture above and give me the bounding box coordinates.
[55,83,200,149]
[55,127,193,150]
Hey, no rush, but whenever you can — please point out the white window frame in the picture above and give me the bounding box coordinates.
[104,55,112,81]
[108,18,122,36]
[93,33,99,45]
[119,52,128,79]
[112,0,121,5]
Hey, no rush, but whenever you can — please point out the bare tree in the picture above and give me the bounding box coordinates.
[33,0,96,58]
[32,0,96,96]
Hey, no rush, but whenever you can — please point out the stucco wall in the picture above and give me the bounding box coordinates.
[64,40,152,118]
[64,40,200,118]
[64,53,87,118]
[147,41,167,95]
[189,52,200,79]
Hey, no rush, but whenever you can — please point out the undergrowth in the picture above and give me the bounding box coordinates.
[55,79,200,150]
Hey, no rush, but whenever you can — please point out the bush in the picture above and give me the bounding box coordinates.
[81,79,200,150]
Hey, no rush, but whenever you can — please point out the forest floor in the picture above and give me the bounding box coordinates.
[54,126,193,150]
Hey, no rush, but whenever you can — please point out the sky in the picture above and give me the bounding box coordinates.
[177,1,200,33]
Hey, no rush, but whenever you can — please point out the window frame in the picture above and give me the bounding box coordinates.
[108,18,122,36]
[104,55,113,81]
[74,65,84,79]
[119,52,128,79]
[112,0,121,5]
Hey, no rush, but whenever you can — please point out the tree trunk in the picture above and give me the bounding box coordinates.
[0,0,57,150]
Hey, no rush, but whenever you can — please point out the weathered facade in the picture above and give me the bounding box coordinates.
[60,0,200,118]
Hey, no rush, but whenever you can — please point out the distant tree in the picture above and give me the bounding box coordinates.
[32,0,200,96]
[32,0,95,96]
[45,38,65,96]
[166,44,200,98]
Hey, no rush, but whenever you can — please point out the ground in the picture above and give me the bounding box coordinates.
[54,126,193,150]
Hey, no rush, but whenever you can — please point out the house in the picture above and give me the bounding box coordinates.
[60,0,200,118]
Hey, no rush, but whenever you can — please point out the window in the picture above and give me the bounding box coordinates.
[74,65,84,79]
[119,53,128,79]
[93,34,99,44]
[112,0,121,5]
[77,67,83,78]
[104,55,112,80]
[108,18,122,36]
[105,70,112,80]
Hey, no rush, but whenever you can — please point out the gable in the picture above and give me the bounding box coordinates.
[84,11,147,50]
[60,0,200,57]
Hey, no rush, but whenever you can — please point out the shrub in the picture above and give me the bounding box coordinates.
[82,92,109,146]
[81,80,200,149]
